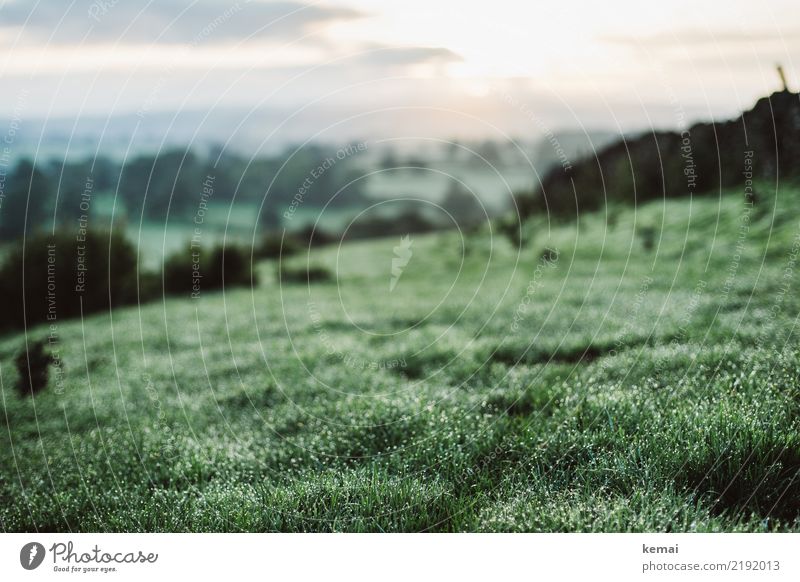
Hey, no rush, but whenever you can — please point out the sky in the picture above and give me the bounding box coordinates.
[1,0,799,138]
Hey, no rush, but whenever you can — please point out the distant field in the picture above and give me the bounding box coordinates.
[1,187,799,532]
[361,163,532,212]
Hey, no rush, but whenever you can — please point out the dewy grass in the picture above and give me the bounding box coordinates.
[1,188,799,532]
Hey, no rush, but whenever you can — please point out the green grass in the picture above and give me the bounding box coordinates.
[1,186,799,532]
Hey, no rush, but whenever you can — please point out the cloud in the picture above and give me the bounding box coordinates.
[351,46,462,68]
[0,0,364,45]
[600,29,800,48]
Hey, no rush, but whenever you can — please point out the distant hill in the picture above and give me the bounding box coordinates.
[522,90,800,218]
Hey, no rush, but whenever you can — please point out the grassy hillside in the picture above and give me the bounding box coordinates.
[1,186,799,532]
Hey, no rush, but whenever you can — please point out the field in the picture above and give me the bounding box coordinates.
[1,188,799,532]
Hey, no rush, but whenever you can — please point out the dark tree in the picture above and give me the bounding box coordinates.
[441,181,486,229]
[0,230,140,331]
[1,160,53,242]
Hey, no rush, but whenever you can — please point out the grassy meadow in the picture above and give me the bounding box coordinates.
[1,187,799,532]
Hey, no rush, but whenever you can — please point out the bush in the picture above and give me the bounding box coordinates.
[440,182,486,229]
[498,216,523,248]
[293,225,337,248]
[257,232,302,259]
[278,262,333,284]
[0,229,140,331]
[344,210,436,241]
[0,160,52,242]
[637,224,657,252]
[539,246,560,264]
[15,340,54,397]
[163,242,258,296]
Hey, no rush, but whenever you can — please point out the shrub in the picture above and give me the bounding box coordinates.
[257,232,302,259]
[0,229,140,331]
[293,225,337,248]
[539,246,560,264]
[344,210,436,241]
[0,160,52,242]
[15,340,54,397]
[498,216,523,248]
[440,182,486,229]
[278,262,333,284]
[637,224,657,252]
[163,242,258,296]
